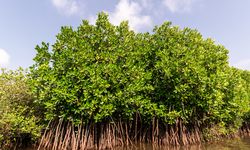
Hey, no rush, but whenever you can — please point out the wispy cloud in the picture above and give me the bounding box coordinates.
[88,0,153,32]
[51,0,83,16]
[109,0,153,31]
[233,59,250,70]
[0,48,10,67]
[139,0,154,9]
[163,0,196,13]
[52,0,200,30]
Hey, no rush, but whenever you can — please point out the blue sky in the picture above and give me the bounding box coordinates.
[0,0,250,70]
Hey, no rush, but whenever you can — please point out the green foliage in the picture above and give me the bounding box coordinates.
[152,23,230,124]
[30,13,155,123]
[30,12,250,136]
[240,70,250,122]
[0,68,41,148]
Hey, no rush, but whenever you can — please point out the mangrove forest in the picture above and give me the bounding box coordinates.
[1,12,250,149]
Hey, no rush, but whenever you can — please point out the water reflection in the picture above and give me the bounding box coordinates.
[108,137,250,150]
[24,137,250,150]
[203,137,250,150]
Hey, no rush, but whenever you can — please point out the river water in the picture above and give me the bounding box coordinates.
[25,137,250,150]
[113,137,250,150]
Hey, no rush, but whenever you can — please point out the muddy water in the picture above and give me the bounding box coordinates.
[24,137,250,150]
[202,137,250,150]
[113,137,250,150]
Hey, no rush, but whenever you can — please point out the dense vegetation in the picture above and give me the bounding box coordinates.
[1,12,250,149]
[0,68,41,149]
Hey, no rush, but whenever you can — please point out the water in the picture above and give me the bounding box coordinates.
[113,137,250,150]
[24,137,250,150]
[202,137,250,150]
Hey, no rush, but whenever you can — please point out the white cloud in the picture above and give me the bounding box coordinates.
[0,48,10,67]
[163,0,196,13]
[139,0,154,9]
[52,0,82,16]
[109,0,153,31]
[233,59,250,70]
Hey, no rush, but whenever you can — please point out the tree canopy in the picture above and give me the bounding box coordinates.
[30,12,250,133]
